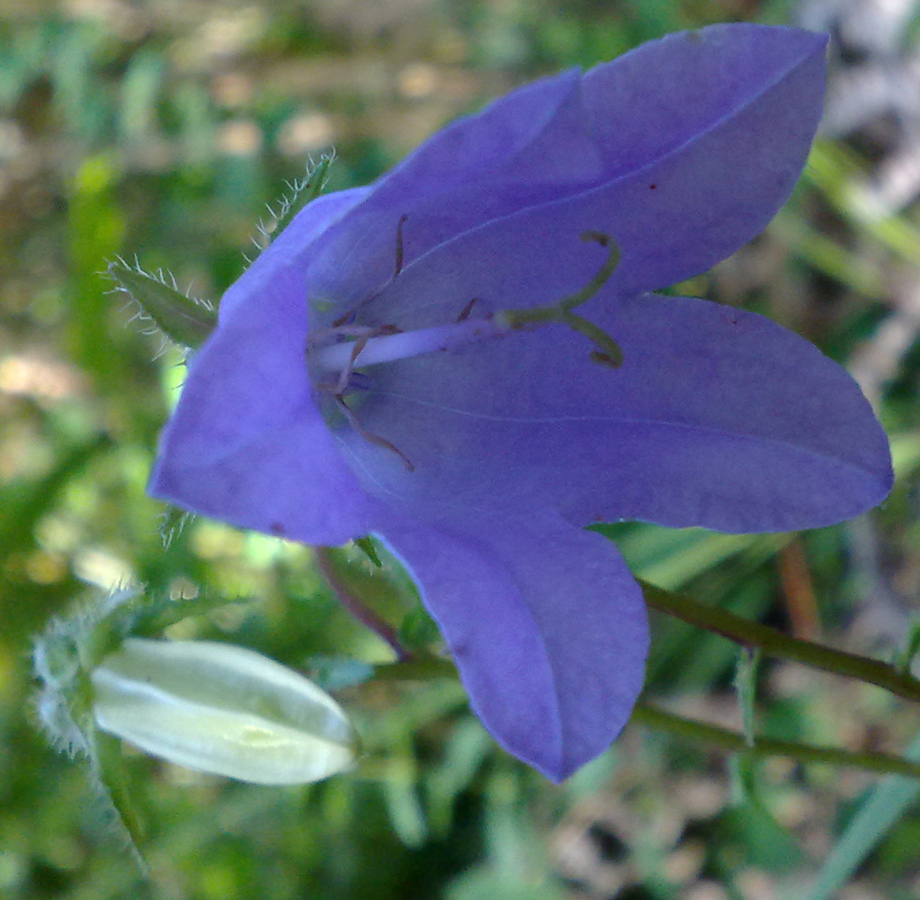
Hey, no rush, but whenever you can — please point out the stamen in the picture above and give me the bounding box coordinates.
[333,214,409,327]
[309,228,625,470]
[334,396,415,471]
[331,324,401,395]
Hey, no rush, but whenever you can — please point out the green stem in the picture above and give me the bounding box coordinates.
[640,579,920,706]
[372,657,457,681]
[368,658,920,777]
[632,702,920,779]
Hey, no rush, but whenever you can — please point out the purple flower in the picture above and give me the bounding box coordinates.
[150,24,893,780]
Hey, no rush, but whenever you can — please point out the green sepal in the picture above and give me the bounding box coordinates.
[256,153,335,249]
[275,154,334,234]
[108,258,217,349]
[94,587,251,645]
[33,591,151,864]
[91,728,149,870]
[354,536,383,568]
[158,504,192,548]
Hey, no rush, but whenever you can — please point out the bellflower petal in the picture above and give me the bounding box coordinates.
[290,71,603,317]
[151,190,376,545]
[346,292,892,534]
[149,24,893,778]
[220,186,371,321]
[376,510,647,781]
[301,24,828,328]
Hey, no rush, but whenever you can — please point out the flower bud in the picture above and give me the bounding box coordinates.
[91,638,358,784]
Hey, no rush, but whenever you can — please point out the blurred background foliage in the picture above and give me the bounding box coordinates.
[2,0,920,898]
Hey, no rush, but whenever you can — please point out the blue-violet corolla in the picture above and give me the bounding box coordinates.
[150,24,893,780]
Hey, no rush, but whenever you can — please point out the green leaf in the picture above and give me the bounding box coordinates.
[398,604,443,654]
[446,868,565,900]
[803,730,920,900]
[68,153,125,387]
[719,793,802,873]
[894,616,920,674]
[427,718,491,835]
[307,655,375,692]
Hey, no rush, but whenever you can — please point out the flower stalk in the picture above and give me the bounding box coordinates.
[640,579,920,705]
[367,658,920,779]
[631,702,920,779]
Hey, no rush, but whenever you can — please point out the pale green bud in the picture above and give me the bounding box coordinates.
[91,638,358,785]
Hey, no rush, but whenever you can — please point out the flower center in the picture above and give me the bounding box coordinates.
[305,229,623,471]
[309,315,509,379]
[309,229,622,386]
[307,317,508,473]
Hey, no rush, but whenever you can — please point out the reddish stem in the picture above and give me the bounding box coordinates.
[313,546,410,660]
